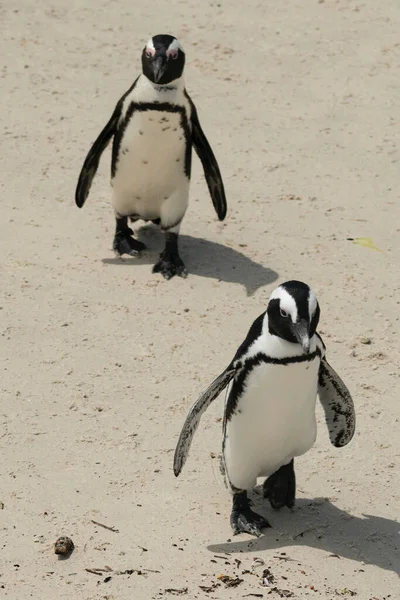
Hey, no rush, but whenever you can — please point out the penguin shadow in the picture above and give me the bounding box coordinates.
[101,224,278,296]
[207,496,400,575]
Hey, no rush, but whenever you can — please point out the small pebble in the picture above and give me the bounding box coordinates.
[54,536,74,555]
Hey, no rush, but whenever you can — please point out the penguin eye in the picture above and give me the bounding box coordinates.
[280,308,289,318]
[169,50,178,60]
[146,51,152,59]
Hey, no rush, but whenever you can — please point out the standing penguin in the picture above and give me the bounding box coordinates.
[75,34,227,279]
[174,280,356,536]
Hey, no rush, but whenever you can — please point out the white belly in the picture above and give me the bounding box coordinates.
[223,358,320,491]
[112,110,190,222]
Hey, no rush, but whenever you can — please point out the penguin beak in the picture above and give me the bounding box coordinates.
[293,320,310,354]
[152,56,167,83]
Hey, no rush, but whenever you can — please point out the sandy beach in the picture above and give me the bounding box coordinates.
[1,0,399,598]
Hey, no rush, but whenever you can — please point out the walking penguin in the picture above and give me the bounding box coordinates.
[174,280,356,536]
[75,34,227,279]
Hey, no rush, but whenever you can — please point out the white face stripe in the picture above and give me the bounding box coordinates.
[146,38,156,56]
[308,288,318,319]
[269,287,298,323]
[167,38,183,53]
[146,38,156,55]
[146,37,183,54]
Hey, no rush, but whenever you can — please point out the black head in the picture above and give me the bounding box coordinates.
[141,34,185,85]
[267,280,320,353]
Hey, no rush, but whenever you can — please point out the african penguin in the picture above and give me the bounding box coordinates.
[174,280,356,537]
[75,34,227,280]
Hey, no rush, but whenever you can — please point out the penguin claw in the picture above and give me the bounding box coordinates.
[231,509,271,537]
[113,234,146,257]
[152,255,187,280]
[267,492,295,510]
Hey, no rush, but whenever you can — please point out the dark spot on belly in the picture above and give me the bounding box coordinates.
[160,116,169,123]
[148,117,154,121]
[135,196,141,200]
[173,127,178,131]
[176,158,180,162]
[139,130,143,135]
[142,160,148,164]
[121,147,129,155]
[162,126,171,131]
[178,136,183,141]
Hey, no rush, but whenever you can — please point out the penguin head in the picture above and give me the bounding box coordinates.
[142,35,185,85]
[267,280,320,354]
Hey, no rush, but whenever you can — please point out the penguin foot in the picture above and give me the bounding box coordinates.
[263,459,296,510]
[152,252,187,280]
[230,491,271,537]
[113,233,146,257]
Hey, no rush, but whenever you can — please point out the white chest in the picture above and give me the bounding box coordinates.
[223,357,320,490]
[125,108,186,156]
[112,109,190,219]
[115,110,188,184]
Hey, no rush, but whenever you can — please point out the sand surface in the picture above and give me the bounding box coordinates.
[1,0,399,598]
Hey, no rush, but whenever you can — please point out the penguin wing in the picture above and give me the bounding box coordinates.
[173,365,235,476]
[318,357,356,447]
[75,78,139,208]
[185,92,227,221]
[75,103,121,208]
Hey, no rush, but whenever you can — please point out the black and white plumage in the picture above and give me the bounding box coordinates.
[75,34,227,279]
[174,280,355,537]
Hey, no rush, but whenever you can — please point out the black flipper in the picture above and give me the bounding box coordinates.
[173,365,236,476]
[185,91,227,221]
[318,356,356,447]
[75,106,121,208]
[75,78,139,208]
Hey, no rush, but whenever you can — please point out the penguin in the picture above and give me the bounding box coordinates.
[75,34,227,280]
[174,280,356,536]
